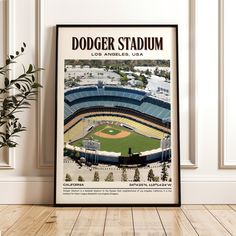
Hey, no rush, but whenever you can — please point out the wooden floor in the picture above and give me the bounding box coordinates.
[0,205,236,235]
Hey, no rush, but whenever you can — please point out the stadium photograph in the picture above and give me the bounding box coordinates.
[63,60,172,182]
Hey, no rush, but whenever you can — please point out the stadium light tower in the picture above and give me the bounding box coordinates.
[82,117,85,137]
[161,137,167,162]
[95,150,97,164]
[161,117,171,162]
[128,147,132,157]
[167,134,171,160]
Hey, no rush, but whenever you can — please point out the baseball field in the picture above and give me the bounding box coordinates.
[71,124,161,156]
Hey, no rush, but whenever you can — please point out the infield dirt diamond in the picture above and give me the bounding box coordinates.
[100,127,122,135]
[95,126,130,139]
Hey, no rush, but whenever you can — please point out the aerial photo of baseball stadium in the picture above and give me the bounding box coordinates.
[63,60,172,182]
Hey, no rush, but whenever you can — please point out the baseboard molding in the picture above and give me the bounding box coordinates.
[0,176,54,204]
[0,176,236,204]
[182,180,236,204]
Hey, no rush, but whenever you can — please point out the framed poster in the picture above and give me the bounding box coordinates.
[55,25,180,206]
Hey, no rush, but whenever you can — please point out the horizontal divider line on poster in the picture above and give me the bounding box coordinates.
[1,176,236,183]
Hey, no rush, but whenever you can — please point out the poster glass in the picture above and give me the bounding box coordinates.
[55,25,180,206]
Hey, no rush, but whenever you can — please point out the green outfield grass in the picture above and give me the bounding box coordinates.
[71,124,160,156]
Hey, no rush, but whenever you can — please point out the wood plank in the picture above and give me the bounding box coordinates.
[104,208,133,236]
[229,205,236,211]
[205,205,236,235]
[0,205,32,234]
[35,208,80,236]
[158,208,198,236]
[132,207,165,236]
[71,207,107,236]
[182,205,231,236]
[4,206,54,236]
[1,204,236,236]
[0,205,8,212]
[206,205,231,210]
[181,205,205,210]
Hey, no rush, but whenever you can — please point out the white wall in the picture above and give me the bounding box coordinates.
[0,0,236,204]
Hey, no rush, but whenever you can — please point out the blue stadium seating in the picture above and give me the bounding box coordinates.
[64,86,170,122]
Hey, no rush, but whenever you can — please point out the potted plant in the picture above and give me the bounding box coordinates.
[0,43,43,149]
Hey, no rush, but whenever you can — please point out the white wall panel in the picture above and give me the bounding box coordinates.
[0,0,15,169]
[0,0,7,167]
[0,0,6,64]
[219,0,236,168]
[0,0,52,175]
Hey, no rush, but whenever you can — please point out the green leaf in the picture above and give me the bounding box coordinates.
[13,129,22,134]
[6,59,10,65]
[26,64,33,73]
[21,47,24,53]
[16,51,19,55]
[4,77,9,87]
[18,73,27,79]
[22,101,30,106]
[26,89,32,94]
[17,106,30,109]
[0,120,7,126]
[7,142,17,148]
[12,96,17,104]
[15,83,21,89]
[32,68,44,73]
[21,85,26,92]
[32,82,43,88]
[25,83,30,91]
[0,89,6,93]
[23,42,26,47]
[3,98,8,107]
[8,114,15,119]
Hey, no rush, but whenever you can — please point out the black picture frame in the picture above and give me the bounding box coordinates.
[54,25,181,207]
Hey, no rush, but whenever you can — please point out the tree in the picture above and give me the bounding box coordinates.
[153,176,160,182]
[161,162,168,181]
[0,43,43,149]
[145,69,152,76]
[93,171,100,181]
[65,173,72,182]
[74,151,80,159]
[105,172,114,182]
[78,176,84,182]
[71,149,77,158]
[121,168,128,181]
[133,168,140,182]
[148,169,155,181]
